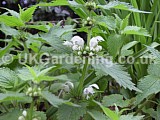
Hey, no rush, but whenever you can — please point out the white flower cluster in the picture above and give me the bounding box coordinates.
[18,110,27,120]
[83,84,99,99]
[63,36,104,56]
[26,87,41,97]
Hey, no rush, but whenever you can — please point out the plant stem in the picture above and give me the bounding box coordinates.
[29,101,34,120]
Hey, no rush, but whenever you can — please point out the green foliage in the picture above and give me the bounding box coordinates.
[57,104,86,120]
[92,57,140,92]
[119,115,144,120]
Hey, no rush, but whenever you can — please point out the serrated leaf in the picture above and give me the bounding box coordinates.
[93,16,116,30]
[122,26,151,37]
[0,15,24,27]
[0,67,20,89]
[121,41,139,56]
[102,94,133,108]
[92,57,140,92]
[20,5,37,22]
[95,101,119,120]
[0,109,21,120]
[38,0,69,6]
[1,7,19,18]
[0,93,32,103]
[26,25,50,32]
[57,104,86,120]
[40,24,74,53]
[88,110,109,120]
[120,115,144,120]
[98,1,150,13]
[41,91,66,108]
[120,14,130,30]
[0,24,19,36]
[107,34,124,58]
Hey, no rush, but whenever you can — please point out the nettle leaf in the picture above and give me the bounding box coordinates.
[20,5,37,22]
[93,16,116,30]
[0,109,21,120]
[120,115,144,120]
[41,91,66,108]
[0,67,20,89]
[136,63,160,104]
[92,57,140,92]
[0,15,24,27]
[38,0,69,6]
[26,25,50,32]
[0,93,32,103]
[98,1,150,13]
[40,24,74,53]
[107,34,124,59]
[68,0,83,8]
[33,111,47,120]
[121,41,139,56]
[120,14,130,30]
[95,101,119,120]
[122,26,151,37]
[88,110,109,120]
[0,24,19,36]
[57,104,86,120]
[1,7,20,18]
[102,94,133,108]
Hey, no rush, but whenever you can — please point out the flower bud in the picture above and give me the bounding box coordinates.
[33,92,38,96]
[85,46,90,51]
[89,52,94,56]
[32,118,39,120]
[18,116,25,120]
[83,51,87,54]
[78,51,82,56]
[22,110,27,117]
[29,93,33,97]
[28,87,32,92]
[85,1,96,11]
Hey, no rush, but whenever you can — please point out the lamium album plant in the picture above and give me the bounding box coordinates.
[0,0,160,120]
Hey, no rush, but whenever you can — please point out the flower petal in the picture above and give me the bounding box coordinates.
[89,84,99,89]
[63,41,73,47]
[71,36,84,47]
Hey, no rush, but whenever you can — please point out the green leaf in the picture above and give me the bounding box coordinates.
[136,63,160,104]
[38,0,69,6]
[102,94,133,108]
[40,24,74,53]
[120,14,130,30]
[93,16,116,30]
[32,111,47,120]
[0,109,21,120]
[120,115,144,120]
[57,104,86,120]
[26,25,50,32]
[122,26,151,37]
[0,93,32,103]
[107,34,124,58]
[98,1,151,13]
[92,57,140,92]
[0,15,24,27]
[20,5,37,22]
[41,91,66,108]
[88,110,109,120]
[95,101,119,120]
[0,24,19,36]
[0,67,20,89]
[0,7,19,18]
[121,41,139,56]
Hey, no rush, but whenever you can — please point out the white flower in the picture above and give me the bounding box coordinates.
[63,41,73,47]
[70,36,84,47]
[18,116,25,120]
[89,36,104,51]
[63,36,85,51]
[63,84,70,92]
[22,110,27,117]
[83,51,87,54]
[65,81,74,89]
[28,87,32,92]
[95,45,102,52]
[83,84,99,99]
